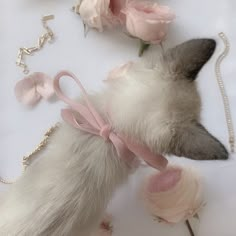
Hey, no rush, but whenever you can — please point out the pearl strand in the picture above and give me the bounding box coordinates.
[215,32,235,153]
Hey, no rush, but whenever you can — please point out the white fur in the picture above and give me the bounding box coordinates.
[0,58,207,235]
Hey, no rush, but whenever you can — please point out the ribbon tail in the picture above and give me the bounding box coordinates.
[109,134,137,167]
[124,139,168,171]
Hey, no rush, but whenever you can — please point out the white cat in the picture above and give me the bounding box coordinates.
[0,39,228,236]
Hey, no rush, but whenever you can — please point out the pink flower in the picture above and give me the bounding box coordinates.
[76,0,127,32]
[14,72,55,106]
[142,166,203,223]
[123,1,175,44]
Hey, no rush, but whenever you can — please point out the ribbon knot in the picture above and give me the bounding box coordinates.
[53,71,168,171]
[100,125,112,141]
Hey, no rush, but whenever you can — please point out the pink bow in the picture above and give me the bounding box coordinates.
[53,71,168,170]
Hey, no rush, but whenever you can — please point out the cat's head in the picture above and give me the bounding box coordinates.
[107,39,228,160]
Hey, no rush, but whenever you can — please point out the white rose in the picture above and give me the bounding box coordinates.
[142,166,203,223]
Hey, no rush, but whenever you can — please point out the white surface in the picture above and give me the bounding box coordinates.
[1,0,236,235]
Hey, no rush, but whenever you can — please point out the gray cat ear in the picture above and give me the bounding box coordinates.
[169,122,228,160]
[165,39,216,80]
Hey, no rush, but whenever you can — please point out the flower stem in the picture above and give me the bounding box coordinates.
[185,220,194,236]
[139,40,150,57]
[160,42,165,55]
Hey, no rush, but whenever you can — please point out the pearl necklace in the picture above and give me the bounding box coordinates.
[215,32,235,153]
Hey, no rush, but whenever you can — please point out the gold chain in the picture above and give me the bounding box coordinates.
[1,15,57,184]
[215,32,235,153]
[0,123,60,184]
[16,15,55,74]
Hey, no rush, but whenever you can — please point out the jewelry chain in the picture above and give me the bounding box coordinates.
[216,32,235,153]
[16,15,55,74]
[0,124,59,184]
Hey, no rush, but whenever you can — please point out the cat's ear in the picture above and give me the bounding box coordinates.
[170,122,228,160]
[164,39,216,80]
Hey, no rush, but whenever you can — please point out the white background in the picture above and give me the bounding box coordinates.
[1,0,236,235]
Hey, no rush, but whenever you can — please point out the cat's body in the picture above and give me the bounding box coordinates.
[0,124,128,236]
[0,39,228,235]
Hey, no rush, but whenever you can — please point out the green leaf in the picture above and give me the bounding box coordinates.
[139,40,150,57]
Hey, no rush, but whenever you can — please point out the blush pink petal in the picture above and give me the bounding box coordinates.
[105,61,134,81]
[78,0,125,31]
[15,72,54,106]
[147,168,181,193]
[127,2,175,21]
[110,0,127,22]
[110,0,126,14]
[33,73,54,99]
[124,1,175,44]
[15,77,41,106]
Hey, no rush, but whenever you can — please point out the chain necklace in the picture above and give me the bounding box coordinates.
[0,124,59,184]
[16,15,55,74]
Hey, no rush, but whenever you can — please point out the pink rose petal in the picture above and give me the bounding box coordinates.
[147,168,181,193]
[78,0,125,31]
[105,61,133,81]
[14,72,54,106]
[33,73,55,100]
[123,1,175,44]
[15,77,41,106]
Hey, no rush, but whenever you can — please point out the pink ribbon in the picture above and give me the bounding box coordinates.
[53,71,168,170]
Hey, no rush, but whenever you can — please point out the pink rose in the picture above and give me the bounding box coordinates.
[123,1,175,44]
[76,0,127,32]
[142,166,203,223]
